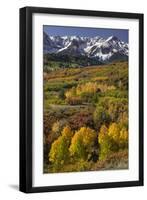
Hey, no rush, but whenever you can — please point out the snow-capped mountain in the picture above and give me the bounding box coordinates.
[43,32,128,63]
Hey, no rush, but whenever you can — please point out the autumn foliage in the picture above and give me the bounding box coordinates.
[69,127,97,160]
[49,126,73,170]
[98,123,128,160]
[43,61,129,173]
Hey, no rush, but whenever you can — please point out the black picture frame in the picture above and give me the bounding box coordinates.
[19,6,144,193]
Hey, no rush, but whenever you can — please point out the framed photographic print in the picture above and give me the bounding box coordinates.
[19,7,144,193]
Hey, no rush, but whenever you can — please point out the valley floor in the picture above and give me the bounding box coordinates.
[43,61,128,173]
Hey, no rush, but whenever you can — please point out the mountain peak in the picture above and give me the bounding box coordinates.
[106,36,119,42]
[43,33,128,63]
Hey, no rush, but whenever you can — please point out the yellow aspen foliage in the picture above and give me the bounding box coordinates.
[49,126,73,169]
[49,136,67,163]
[120,128,128,141]
[76,82,115,96]
[61,125,73,139]
[98,134,118,160]
[65,82,116,100]
[98,123,128,160]
[98,124,119,160]
[76,82,98,95]
[65,87,76,98]
[69,127,96,160]
[108,123,120,142]
[98,125,108,144]
[119,128,128,149]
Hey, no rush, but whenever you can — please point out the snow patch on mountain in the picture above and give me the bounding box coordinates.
[43,32,129,63]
